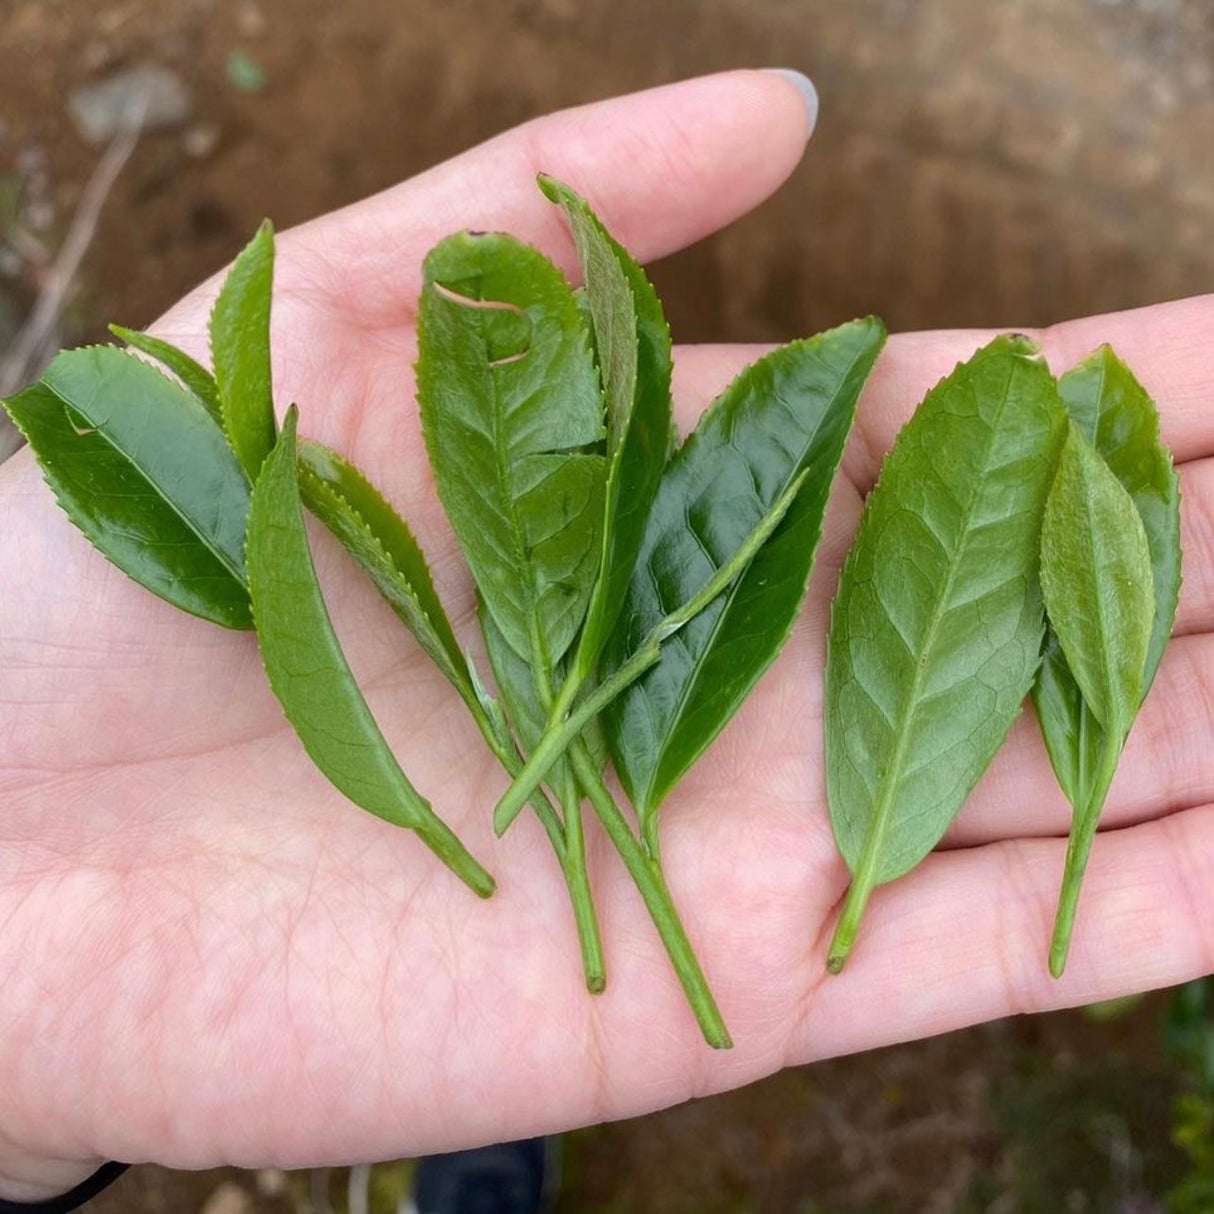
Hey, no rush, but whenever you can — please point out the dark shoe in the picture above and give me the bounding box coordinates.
[413,1137,559,1214]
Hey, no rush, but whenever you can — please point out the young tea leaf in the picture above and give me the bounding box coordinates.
[539,175,674,687]
[109,324,222,423]
[1038,422,1157,976]
[604,318,886,838]
[1040,425,1156,734]
[210,219,277,479]
[1033,348,1181,808]
[296,440,475,712]
[246,406,494,897]
[3,378,251,629]
[417,231,605,668]
[825,335,1066,971]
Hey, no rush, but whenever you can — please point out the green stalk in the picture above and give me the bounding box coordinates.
[529,620,608,994]
[826,863,878,974]
[569,745,732,1049]
[559,764,607,992]
[1049,726,1123,978]
[494,470,809,834]
[412,811,497,899]
[466,689,606,990]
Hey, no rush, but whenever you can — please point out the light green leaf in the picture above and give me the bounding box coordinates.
[1037,421,1158,977]
[210,219,277,478]
[825,335,1066,971]
[246,407,494,897]
[539,175,674,686]
[1040,424,1155,736]
[417,231,605,668]
[109,324,222,423]
[1033,347,1181,807]
[605,318,886,833]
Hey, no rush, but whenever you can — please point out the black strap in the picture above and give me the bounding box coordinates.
[0,1164,129,1214]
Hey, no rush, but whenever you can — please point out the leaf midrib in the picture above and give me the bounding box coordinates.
[855,357,1025,875]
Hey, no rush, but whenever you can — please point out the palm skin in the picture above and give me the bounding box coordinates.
[3,70,1214,1198]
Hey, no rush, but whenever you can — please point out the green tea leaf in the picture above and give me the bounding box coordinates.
[5,344,252,626]
[417,231,605,668]
[210,220,277,479]
[3,378,251,629]
[604,318,886,834]
[109,324,222,423]
[825,335,1066,971]
[1033,348,1181,806]
[247,407,494,897]
[1040,425,1155,735]
[1037,422,1157,976]
[296,440,474,709]
[539,175,674,685]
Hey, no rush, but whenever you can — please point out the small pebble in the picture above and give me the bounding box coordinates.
[68,62,192,145]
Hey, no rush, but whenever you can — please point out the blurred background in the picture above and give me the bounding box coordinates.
[3,0,1214,1210]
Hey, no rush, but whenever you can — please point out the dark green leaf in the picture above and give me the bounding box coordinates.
[417,231,605,668]
[1033,347,1181,806]
[247,407,494,896]
[539,175,674,684]
[296,440,473,708]
[605,317,886,833]
[109,324,222,423]
[1040,424,1155,735]
[210,219,277,479]
[4,344,252,626]
[825,335,1065,970]
[3,378,251,628]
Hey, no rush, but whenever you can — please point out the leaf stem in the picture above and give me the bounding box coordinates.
[411,811,496,899]
[467,694,606,991]
[529,619,608,994]
[569,744,732,1049]
[826,866,877,974]
[494,470,809,834]
[1049,726,1122,978]
[559,766,607,992]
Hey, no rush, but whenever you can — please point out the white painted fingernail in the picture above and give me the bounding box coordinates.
[763,68,819,136]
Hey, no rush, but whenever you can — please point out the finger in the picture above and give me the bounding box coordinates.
[790,802,1214,1065]
[847,295,1214,483]
[1175,454,1214,637]
[158,70,816,335]
[671,294,1214,488]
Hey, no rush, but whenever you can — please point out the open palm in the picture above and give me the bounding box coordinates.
[3,71,1213,1195]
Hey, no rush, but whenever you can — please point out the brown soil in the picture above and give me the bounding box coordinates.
[4,1,1213,1210]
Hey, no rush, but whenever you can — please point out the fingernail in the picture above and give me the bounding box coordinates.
[763,68,819,136]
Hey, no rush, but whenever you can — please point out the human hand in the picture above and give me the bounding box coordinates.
[2,69,1212,1199]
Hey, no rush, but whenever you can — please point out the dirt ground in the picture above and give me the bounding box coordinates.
[3,0,1214,1210]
